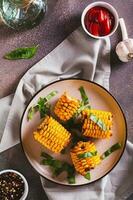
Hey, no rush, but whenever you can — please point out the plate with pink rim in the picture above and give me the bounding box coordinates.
[20,79,127,186]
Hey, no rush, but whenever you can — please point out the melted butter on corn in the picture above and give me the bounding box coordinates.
[82,109,113,139]
[54,92,80,121]
[70,141,101,176]
[33,116,71,153]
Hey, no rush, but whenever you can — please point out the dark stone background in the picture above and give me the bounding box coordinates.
[0,0,133,199]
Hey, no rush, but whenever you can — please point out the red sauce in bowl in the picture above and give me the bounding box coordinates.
[84,6,115,36]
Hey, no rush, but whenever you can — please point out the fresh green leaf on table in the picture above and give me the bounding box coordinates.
[4,45,39,60]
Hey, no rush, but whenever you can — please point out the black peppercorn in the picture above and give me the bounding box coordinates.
[0,172,25,200]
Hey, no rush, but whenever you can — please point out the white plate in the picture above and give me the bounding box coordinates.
[20,79,127,186]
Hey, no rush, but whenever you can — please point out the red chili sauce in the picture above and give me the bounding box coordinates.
[84,6,115,36]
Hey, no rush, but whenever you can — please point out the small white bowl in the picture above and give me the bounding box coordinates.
[81,1,119,39]
[0,169,29,200]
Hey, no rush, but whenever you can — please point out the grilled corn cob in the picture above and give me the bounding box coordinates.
[82,109,113,139]
[54,92,80,121]
[70,141,101,176]
[33,116,71,153]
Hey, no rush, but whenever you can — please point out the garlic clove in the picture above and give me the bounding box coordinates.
[124,38,133,52]
[128,53,133,60]
[116,41,130,62]
[116,18,133,62]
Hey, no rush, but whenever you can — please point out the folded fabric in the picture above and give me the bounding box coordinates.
[0,94,13,142]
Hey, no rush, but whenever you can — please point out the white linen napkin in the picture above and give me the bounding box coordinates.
[0,27,133,200]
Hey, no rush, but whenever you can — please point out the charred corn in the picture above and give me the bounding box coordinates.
[70,141,101,176]
[33,116,71,153]
[82,109,113,139]
[54,92,80,121]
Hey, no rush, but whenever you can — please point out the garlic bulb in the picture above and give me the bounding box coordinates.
[116,18,133,62]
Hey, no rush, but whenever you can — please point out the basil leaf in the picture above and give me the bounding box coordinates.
[89,114,98,123]
[4,45,39,60]
[63,163,75,179]
[84,172,91,180]
[37,91,58,118]
[41,159,53,166]
[77,103,91,115]
[79,86,90,105]
[89,113,107,131]
[64,117,75,130]
[27,91,58,120]
[44,91,58,102]
[110,143,122,151]
[52,167,64,177]
[27,105,38,120]
[78,151,97,159]
[67,175,76,184]
[41,152,53,159]
[41,152,76,184]
[53,160,63,169]
[101,143,122,160]
[37,97,50,118]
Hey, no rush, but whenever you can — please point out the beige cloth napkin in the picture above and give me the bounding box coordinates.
[1,27,133,200]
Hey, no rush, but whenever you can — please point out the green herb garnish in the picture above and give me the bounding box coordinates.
[67,175,76,184]
[84,172,91,180]
[77,104,91,114]
[52,167,64,177]
[4,45,39,60]
[41,152,76,184]
[89,113,107,131]
[101,143,122,160]
[27,105,38,120]
[78,151,97,159]
[53,160,63,169]
[41,159,53,166]
[79,86,90,105]
[63,162,76,184]
[41,152,53,160]
[37,97,50,118]
[75,86,91,117]
[27,91,58,120]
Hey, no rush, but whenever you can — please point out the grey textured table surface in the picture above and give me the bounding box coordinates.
[0,0,133,200]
